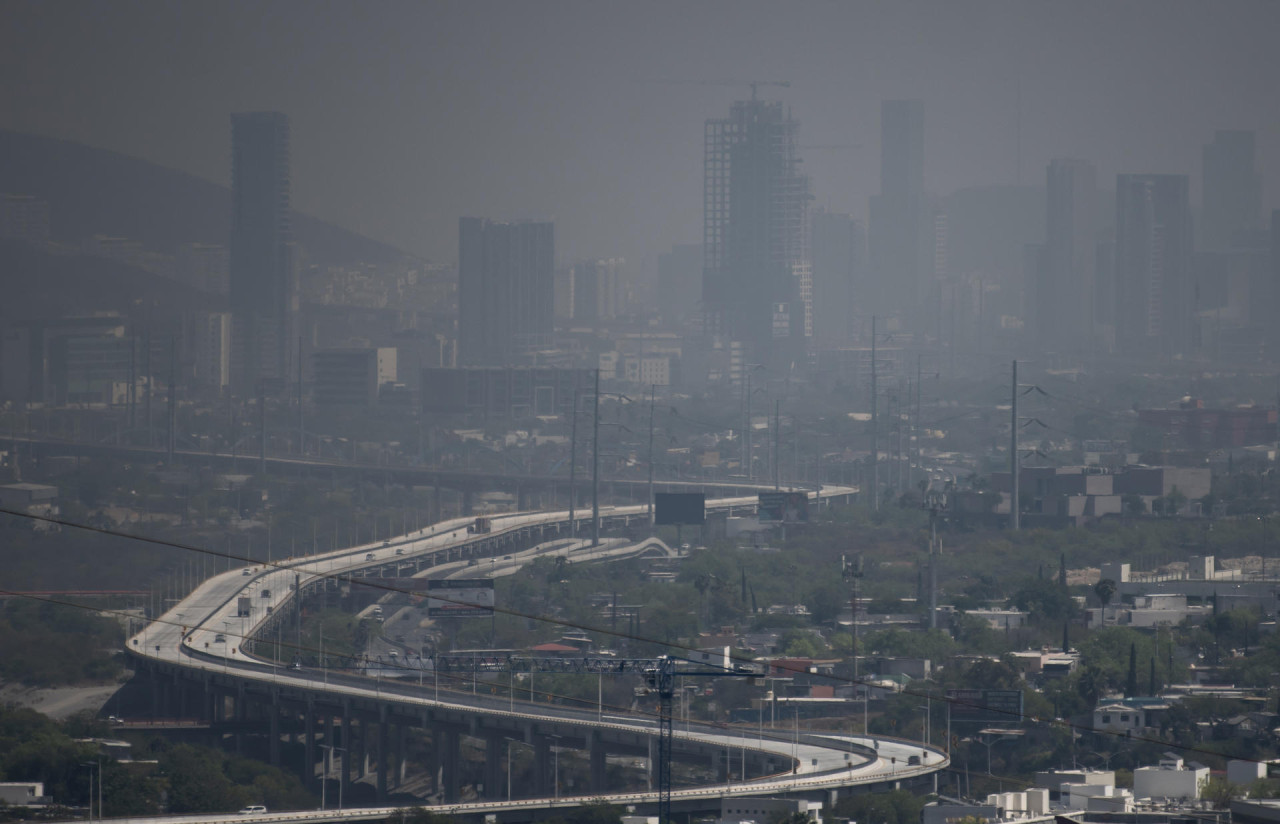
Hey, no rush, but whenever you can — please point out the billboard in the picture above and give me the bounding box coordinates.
[945,689,1025,724]
[655,492,706,525]
[757,491,810,523]
[426,579,495,619]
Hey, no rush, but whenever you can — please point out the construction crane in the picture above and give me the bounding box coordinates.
[749,80,791,100]
[642,78,791,101]
[433,653,757,822]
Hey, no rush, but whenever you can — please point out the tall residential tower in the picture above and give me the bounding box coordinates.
[701,96,811,371]
[229,111,294,394]
[869,100,926,322]
[457,218,554,366]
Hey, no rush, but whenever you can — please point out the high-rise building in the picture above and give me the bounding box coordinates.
[1036,159,1097,350]
[229,111,294,394]
[702,97,811,369]
[571,258,621,323]
[1114,174,1193,357]
[457,218,554,366]
[869,100,926,320]
[811,210,863,343]
[1202,130,1261,251]
[184,311,231,391]
[656,243,701,328]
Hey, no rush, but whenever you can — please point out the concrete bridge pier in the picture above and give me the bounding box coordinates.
[268,689,281,767]
[534,736,551,796]
[589,731,606,793]
[395,724,407,788]
[304,699,316,787]
[376,707,389,802]
[484,734,504,800]
[441,728,461,803]
[340,702,352,802]
[422,726,439,798]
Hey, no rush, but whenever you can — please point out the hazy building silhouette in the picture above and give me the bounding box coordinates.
[869,100,926,321]
[1036,159,1097,351]
[1202,130,1261,251]
[457,218,554,366]
[571,258,621,323]
[701,96,811,370]
[656,243,701,328]
[811,209,863,343]
[1114,174,1193,357]
[229,111,294,395]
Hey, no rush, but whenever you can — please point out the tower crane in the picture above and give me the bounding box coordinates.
[433,653,759,823]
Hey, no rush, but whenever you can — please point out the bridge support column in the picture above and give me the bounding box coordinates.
[534,736,550,796]
[304,699,316,785]
[589,730,606,793]
[268,691,280,766]
[357,717,367,778]
[484,735,504,800]
[423,727,439,798]
[441,729,460,803]
[340,702,351,802]
[395,723,407,788]
[376,707,388,802]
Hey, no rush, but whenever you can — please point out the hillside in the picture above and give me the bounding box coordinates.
[0,130,411,267]
[0,240,218,322]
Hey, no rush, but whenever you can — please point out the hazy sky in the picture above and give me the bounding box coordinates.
[3,0,1277,269]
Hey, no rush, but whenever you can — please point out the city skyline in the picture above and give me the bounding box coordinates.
[2,1,1278,269]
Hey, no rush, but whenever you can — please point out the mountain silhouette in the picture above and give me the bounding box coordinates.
[0,130,411,267]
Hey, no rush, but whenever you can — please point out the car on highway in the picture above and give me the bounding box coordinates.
[238,806,267,815]
[365,552,376,561]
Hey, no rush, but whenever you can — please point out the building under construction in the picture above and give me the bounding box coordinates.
[702,96,811,377]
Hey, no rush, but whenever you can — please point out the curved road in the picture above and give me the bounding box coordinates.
[127,490,949,817]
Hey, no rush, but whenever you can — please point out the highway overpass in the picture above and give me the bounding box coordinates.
[124,488,947,821]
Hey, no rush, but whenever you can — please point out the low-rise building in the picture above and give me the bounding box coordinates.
[0,783,46,806]
[1132,756,1208,801]
[1093,698,1171,733]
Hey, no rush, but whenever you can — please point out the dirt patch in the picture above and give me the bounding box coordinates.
[0,681,123,720]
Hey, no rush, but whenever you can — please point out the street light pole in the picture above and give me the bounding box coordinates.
[592,368,600,547]
[569,387,579,536]
[647,384,655,529]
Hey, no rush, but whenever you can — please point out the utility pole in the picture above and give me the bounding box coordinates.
[647,384,656,528]
[591,368,600,547]
[569,387,579,536]
[773,398,781,490]
[297,336,304,455]
[871,316,879,511]
[259,381,267,476]
[842,555,864,731]
[166,336,176,464]
[915,354,922,492]
[928,510,940,629]
[1011,360,1019,531]
[745,370,754,480]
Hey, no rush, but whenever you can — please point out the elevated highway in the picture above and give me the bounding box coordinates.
[126,488,948,819]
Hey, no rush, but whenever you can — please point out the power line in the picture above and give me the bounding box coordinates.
[0,506,1268,767]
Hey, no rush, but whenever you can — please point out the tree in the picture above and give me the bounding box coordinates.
[1125,643,1138,698]
[1094,579,1116,610]
[1199,775,1243,810]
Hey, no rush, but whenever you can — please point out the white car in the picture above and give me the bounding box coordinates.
[238,806,267,815]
